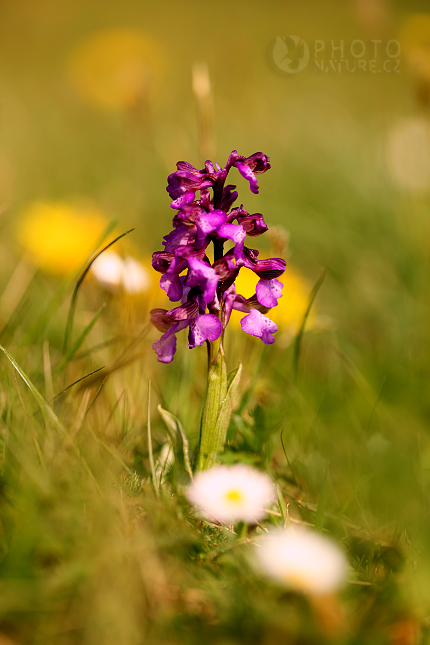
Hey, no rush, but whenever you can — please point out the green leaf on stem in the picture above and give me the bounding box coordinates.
[197,337,242,471]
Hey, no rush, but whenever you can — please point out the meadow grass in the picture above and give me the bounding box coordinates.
[0,2,429,642]
[0,231,428,644]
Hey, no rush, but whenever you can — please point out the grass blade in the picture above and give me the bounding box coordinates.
[25,221,118,346]
[52,366,105,401]
[315,467,328,533]
[147,379,160,498]
[280,428,303,497]
[276,483,288,526]
[63,227,134,353]
[158,405,193,481]
[293,267,326,382]
[0,344,100,494]
[56,303,106,374]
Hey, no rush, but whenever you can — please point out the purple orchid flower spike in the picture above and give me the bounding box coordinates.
[151,150,285,363]
[151,149,287,472]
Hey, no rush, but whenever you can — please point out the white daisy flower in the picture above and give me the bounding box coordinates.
[186,464,275,524]
[91,251,124,289]
[121,256,150,293]
[91,251,150,293]
[256,527,348,595]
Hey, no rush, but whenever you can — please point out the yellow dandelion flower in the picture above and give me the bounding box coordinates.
[399,14,430,80]
[230,263,316,341]
[17,200,109,274]
[66,29,165,111]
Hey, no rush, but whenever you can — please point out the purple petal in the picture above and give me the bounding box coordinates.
[170,191,196,209]
[256,278,283,308]
[188,314,222,348]
[220,184,238,211]
[172,203,202,227]
[150,308,171,332]
[240,309,278,344]
[153,333,177,363]
[186,257,219,307]
[232,295,250,314]
[217,223,246,245]
[152,251,174,274]
[235,161,259,194]
[163,226,194,253]
[261,329,276,344]
[167,170,215,208]
[224,150,239,171]
[222,284,237,326]
[153,320,189,363]
[174,246,205,262]
[207,289,220,315]
[236,246,260,271]
[236,211,268,237]
[243,152,271,174]
[176,161,200,173]
[200,188,211,210]
[160,272,183,301]
[254,258,286,279]
[244,294,270,314]
[153,325,177,363]
[195,209,227,247]
[166,173,187,200]
[216,223,246,260]
[171,170,207,188]
[204,160,215,173]
[213,254,238,282]
[166,299,199,321]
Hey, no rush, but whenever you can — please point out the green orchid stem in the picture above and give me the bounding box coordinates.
[197,337,228,471]
[196,335,242,471]
[238,522,248,539]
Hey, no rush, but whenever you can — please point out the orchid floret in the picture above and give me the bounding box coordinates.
[151,150,285,362]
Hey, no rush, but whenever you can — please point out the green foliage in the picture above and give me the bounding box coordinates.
[0,2,429,641]
[197,340,242,471]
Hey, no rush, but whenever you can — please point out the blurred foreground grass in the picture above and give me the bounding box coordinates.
[1,0,430,643]
[1,228,430,644]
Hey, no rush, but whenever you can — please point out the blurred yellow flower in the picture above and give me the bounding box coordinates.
[67,29,165,111]
[399,14,430,80]
[17,201,109,274]
[230,263,316,342]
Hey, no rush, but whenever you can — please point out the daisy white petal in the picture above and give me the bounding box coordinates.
[122,256,151,293]
[256,527,348,595]
[186,464,275,524]
[91,251,124,289]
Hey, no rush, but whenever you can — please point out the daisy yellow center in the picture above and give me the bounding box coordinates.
[284,571,308,591]
[225,488,244,504]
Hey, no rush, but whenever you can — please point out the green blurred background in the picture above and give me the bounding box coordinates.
[1,0,429,433]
